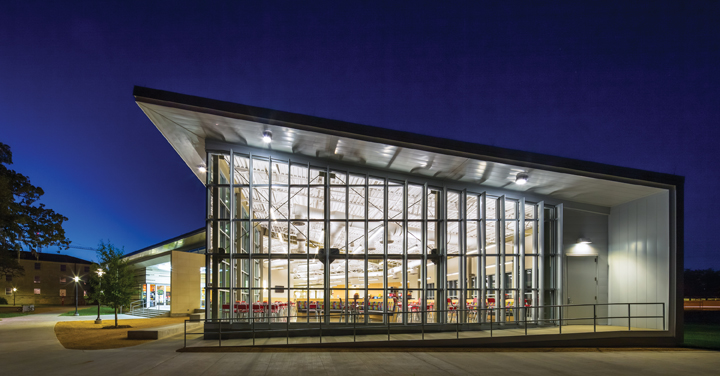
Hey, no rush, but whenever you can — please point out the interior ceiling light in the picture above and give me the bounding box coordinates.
[515,172,529,185]
[262,130,273,143]
[578,237,592,244]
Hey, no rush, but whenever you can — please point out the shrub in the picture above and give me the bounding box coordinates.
[0,297,8,305]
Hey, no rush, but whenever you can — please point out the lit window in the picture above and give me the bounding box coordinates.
[59,289,66,297]
[59,277,66,283]
[5,287,11,295]
[34,288,41,295]
[83,290,87,297]
[34,276,41,283]
[60,265,66,271]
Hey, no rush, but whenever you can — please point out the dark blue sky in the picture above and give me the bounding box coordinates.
[1,1,718,268]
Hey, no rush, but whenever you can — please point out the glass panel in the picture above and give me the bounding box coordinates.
[270,186,289,221]
[330,170,347,185]
[289,221,308,253]
[447,221,459,255]
[525,221,536,254]
[271,160,289,185]
[407,222,422,254]
[308,222,325,253]
[426,221,438,255]
[486,196,497,219]
[309,168,325,185]
[269,223,288,254]
[349,173,365,185]
[348,259,366,289]
[251,186,270,219]
[233,154,250,184]
[234,187,250,219]
[387,221,403,255]
[525,202,535,219]
[330,221,347,254]
[290,163,308,185]
[367,222,384,254]
[208,186,231,220]
[486,221,498,254]
[234,222,250,254]
[407,184,423,220]
[466,221,478,255]
[368,176,384,185]
[368,186,384,219]
[427,188,440,220]
[208,154,231,184]
[466,194,479,220]
[290,260,309,289]
[330,187,347,219]
[505,199,517,219]
[208,221,231,254]
[348,222,366,255]
[348,186,365,218]
[309,187,325,219]
[505,221,517,254]
[447,191,460,220]
[290,187,308,220]
[257,222,270,254]
[252,158,270,185]
[388,185,404,221]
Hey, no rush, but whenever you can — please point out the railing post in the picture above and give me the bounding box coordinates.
[218,320,222,347]
[593,304,597,333]
[524,307,528,336]
[628,303,631,331]
[456,309,459,339]
[422,308,425,341]
[286,313,290,345]
[490,308,493,337]
[662,302,666,331]
[184,320,187,348]
[320,314,322,344]
[559,305,562,334]
[353,312,356,343]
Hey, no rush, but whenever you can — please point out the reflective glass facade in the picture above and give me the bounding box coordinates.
[205,150,561,327]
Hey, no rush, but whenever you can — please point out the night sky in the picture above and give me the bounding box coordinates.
[1,1,718,268]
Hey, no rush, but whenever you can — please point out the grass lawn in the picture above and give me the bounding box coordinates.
[54,317,189,350]
[0,312,29,319]
[684,323,720,350]
[60,306,117,316]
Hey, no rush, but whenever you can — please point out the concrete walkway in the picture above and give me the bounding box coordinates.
[1,308,719,375]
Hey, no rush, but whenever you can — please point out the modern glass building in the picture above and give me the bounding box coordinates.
[134,86,683,347]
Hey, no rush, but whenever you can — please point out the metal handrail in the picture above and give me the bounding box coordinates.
[182,301,666,349]
[128,299,144,316]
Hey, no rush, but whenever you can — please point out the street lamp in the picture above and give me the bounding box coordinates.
[95,269,104,324]
[12,287,17,306]
[73,276,80,316]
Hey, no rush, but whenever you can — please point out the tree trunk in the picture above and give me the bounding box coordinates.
[115,307,118,327]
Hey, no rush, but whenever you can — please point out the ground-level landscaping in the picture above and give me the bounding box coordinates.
[54,317,189,350]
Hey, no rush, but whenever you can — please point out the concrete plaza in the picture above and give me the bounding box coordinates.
[1,308,718,375]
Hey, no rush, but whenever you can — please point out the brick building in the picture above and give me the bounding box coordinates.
[4,251,93,306]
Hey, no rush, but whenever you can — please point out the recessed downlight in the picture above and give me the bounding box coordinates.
[262,130,273,143]
[515,172,529,185]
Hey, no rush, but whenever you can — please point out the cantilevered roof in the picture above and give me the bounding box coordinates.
[124,227,205,264]
[134,86,682,208]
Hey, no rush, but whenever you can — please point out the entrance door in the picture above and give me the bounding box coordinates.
[566,256,597,325]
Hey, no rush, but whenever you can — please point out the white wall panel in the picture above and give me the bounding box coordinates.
[609,191,670,329]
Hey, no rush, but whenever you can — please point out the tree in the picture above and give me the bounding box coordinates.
[95,241,136,327]
[0,142,70,277]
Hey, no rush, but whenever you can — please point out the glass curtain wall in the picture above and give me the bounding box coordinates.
[205,151,555,327]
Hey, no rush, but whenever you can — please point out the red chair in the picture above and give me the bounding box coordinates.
[487,298,496,321]
[447,298,458,323]
[252,303,265,321]
[236,302,250,320]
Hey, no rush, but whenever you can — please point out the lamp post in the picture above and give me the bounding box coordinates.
[73,276,80,316]
[12,287,17,306]
[95,269,104,324]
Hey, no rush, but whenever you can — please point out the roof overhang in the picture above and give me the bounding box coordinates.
[134,86,682,208]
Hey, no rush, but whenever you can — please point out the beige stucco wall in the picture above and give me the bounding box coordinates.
[170,251,203,316]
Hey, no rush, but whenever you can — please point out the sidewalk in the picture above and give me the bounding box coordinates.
[1,310,719,376]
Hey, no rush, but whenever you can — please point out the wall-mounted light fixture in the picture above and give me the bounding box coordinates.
[577,237,592,244]
[262,130,273,143]
[197,165,207,173]
[515,172,529,185]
